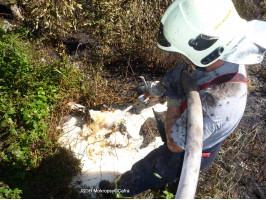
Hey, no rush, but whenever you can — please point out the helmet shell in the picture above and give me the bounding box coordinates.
[158,0,247,67]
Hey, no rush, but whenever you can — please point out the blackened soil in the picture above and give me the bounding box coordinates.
[51,0,266,197]
[0,2,13,19]
[2,0,265,198]
[62,29,97,62]
[64,29,265,198]
[139,111,165,149]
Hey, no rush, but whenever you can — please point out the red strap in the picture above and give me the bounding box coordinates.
[197,73,249,91]
[181,73,248,113]
[202,153,211,157]
[181,101,187,114]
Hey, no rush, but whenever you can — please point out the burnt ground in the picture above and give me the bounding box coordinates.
[139,110,165,149]
[103,56,266,199]
[60,20,265,198]
[62,31,265,198]
[33,15,265,198]
[1,1,264,198]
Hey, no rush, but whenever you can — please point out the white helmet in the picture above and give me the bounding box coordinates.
[157,0,265,67]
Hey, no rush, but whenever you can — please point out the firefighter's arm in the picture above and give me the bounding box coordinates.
[162,65,186,153]
[165,105,185,153]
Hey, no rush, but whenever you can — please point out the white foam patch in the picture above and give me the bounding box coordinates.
[58,102,167,190]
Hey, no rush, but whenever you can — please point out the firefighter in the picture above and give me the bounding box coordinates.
[99,0,266,198]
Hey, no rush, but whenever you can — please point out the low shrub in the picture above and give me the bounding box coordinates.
[78,0,184,69]
[0,24,81,198]
[16,0,82,37]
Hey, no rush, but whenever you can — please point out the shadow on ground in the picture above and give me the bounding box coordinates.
[0,147,82,199]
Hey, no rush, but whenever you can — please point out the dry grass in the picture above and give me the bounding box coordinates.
[196,125,265,198]
[4,0,264,198]
[73,1,266,198]
[63,0,266,198]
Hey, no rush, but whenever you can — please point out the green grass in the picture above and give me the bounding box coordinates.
[1,0,264,198]
[0,24,82,198]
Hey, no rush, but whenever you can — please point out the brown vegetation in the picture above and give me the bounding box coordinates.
[0,0,265,198]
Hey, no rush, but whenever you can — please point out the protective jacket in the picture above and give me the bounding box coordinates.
[172,62,248,149]
[115,63,248,197]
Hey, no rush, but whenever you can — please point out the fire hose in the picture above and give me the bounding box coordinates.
[133,72,203,199]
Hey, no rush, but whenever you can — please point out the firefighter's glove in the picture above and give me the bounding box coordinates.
[162,64,185,106]
[134,81,165,98]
